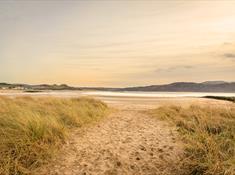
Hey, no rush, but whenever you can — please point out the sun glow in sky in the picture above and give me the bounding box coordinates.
[0,0,235,87]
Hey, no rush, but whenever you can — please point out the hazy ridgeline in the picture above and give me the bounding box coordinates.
[150,105,235,175]
[0,97,108,175]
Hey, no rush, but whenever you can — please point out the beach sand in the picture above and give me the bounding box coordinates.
[36,94,234,175]
[1,91,234,175]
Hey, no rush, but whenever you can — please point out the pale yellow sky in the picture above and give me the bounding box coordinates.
[0,1,235,87]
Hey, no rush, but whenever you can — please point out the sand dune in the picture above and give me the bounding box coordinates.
[1,91,234,174]
[36,96,234,175]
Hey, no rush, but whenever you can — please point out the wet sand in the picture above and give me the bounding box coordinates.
[94,95,234,110]
[1,90,233,110]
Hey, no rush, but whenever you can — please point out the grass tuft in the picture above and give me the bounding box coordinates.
[150,105,235,175]
[0,96,108,175]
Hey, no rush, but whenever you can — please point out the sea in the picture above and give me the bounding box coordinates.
[82,91,235,98]
[0,91,235,98]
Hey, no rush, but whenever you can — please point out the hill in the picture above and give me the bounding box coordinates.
[1,81,235,92]
[121,81,235,92]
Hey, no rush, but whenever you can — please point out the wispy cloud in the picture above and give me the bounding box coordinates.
[223,53,235,58]
[223,42,232,46]
[155,65,195,73]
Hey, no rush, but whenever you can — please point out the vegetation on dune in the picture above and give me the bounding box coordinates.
[204,96,235,103]
[150,105,235,175]
[24,90,42,93]
[0,96,108,175]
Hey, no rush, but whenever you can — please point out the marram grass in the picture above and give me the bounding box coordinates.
[0,96,108,175]
[150,105,235,175]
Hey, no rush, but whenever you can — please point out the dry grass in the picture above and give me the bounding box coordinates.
[150,105,235,175]
[0,96,108,175]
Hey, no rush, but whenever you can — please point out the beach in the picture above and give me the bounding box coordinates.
[1,90,234,174]
[1,90,234,110]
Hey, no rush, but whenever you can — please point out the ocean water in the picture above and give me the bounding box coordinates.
[1,90,235,98]
[82,91,235,98]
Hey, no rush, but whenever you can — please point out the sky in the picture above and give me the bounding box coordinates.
[0,0,235,87]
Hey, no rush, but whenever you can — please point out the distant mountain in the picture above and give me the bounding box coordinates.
[202,81,227,85]
[1,81,235,92]
[30,84,79,90]
[120,81,235,92]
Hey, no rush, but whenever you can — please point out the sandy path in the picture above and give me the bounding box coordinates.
[38,108,182,175]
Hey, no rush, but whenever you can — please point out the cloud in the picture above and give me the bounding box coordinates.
[223,53,235,58]
[223,42,232,46]
[155,65,195,73]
